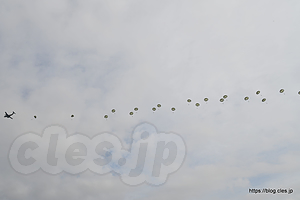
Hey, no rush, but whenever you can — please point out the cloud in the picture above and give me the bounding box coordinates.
[1,0,300,199]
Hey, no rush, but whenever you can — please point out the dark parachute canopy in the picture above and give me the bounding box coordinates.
[134,107,138,111]
[111,109,116,113]
[223,95,228,99]
[104,115,108,119]
[195,102,200,107]
[152,107,156,112]
[187,99,192,103]
[220,98,224,103]
[279,89,284,93]
[34,115,37,119]
[244,96,249,101]
[298,91,300,95]
[204,98,209,102]
[71,114,74,118]
[262,98,266,102]
[171,107,176,112]
[157,104,161,108]
[256,91,260,95]
[129,111,134,116]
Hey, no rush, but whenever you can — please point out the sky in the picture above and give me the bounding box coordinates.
[1,0,300,199]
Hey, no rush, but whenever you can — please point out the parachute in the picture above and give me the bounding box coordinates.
[256,91,260,95]
[171,107,176,112]
[157,104,161,108]
[152,107,156,112]
[187,99,192,103]
[223,95,228,99]
[71,114,74,118]
[111,109,116,113]
[195,102,200,107]
[134,107,138,111]
[262,98,266,103]
[298,91,300,95]
[244,96,249,101]
[204,98,209,102]
[220,98,224,103]
[279,89,284,93]
[129,111,134,116]
[104,115,108,119]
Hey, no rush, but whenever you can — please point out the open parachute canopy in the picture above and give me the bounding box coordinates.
[111,109,116,113]
[171,107,176,111]
[195,102,200,107]
[223,95,228,99]
[134,107,138,111]
[157,104,161,108]
[262,98,266,102]
[204,98,209,102]
[104,115,108,119]
[129,111,134,116]
[279,89,284,93]
[187,99,191,103]
[256,91,260,95]
[71,114,74,118]
[244,96,249,101]
[152,107,156,111]
[220,98,224,103]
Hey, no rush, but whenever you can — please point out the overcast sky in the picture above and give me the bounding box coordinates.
[1,0,300,199]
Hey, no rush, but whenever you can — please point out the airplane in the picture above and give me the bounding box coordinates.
[4,111,16,119]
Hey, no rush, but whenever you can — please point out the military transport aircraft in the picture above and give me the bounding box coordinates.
[4,111,16,119]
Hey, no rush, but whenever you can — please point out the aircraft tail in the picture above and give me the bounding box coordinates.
[12,111,16,114]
